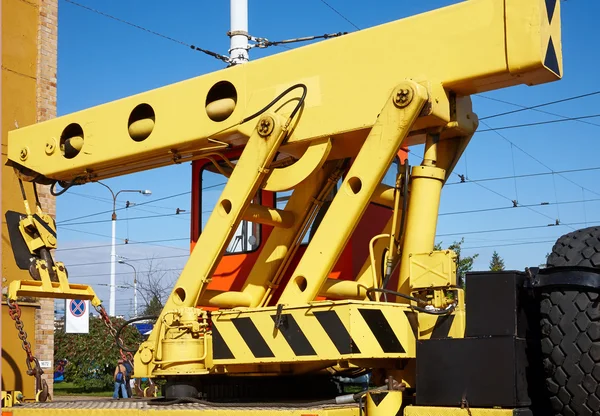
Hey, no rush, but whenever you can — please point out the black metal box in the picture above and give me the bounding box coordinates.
[416,336,531,408]
[465,271,535,338]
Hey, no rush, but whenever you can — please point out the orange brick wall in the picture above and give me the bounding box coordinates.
[34,0,58,398]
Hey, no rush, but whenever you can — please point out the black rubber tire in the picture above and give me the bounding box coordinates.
[539,227,600,415]
[547,226,600,268]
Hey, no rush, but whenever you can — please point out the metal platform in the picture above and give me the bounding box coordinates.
[7,398,359,415]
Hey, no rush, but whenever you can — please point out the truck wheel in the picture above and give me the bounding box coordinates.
[540,227,600,415]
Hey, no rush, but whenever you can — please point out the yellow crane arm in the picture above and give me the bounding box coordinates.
[7,0,560,183]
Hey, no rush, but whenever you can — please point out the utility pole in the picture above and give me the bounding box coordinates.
[229,0,249,64]
[118,258,138,317]
[97,182,151,316]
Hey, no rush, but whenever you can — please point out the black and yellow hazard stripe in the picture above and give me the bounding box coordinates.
[210,301,419,364]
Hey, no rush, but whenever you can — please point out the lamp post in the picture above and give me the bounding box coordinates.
[97,182,151,316]
[118,258,138,318]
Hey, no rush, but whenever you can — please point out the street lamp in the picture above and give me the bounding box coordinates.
[97,182,151,316]
[118,258,138,318]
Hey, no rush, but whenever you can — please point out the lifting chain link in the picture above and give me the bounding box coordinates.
[94,304,134,362]
[6,298,50,402]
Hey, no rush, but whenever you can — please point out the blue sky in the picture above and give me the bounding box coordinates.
[52,0,600,316]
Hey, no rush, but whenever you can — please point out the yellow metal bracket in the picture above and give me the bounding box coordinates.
[8,260,101,306]
[1,390,23,407]
[263,137,332,192]
[409,250,457,290]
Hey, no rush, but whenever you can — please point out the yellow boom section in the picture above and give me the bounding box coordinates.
[8,0,560,183]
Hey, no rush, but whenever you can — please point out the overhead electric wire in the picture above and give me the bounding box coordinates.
[445,166,600,186]
[66,253,189,268]
[479,90,600,120]
[439,197,600,217]
[69,267,184,280]
[437,219,599,238]
[57,190,192,224]
[55,237,189,253]
[462,239,558,250]
[58,211,191,227]
[479,120,600,199]
[478,114,600,132]
[407,149,566,227]
[69,191,188,216]
[318,0,360,30]
[63,0,230,62]
[57,184,222,225]
[478,96,600,129]
[59,226,190,252]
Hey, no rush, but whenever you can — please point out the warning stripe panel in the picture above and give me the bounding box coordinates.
[358,309,405,353]
[212,302,416,364]
[211,324,235,360]
[270,314,316,356]
[231,317,275,358]
[314,310,360,355]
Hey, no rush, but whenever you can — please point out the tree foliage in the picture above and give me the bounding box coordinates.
[489,250,506,271]
[143,295,164,316]
[54,315,142,391]
[435,238,479,287]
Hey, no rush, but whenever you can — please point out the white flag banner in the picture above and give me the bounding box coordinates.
[65,299,89,334]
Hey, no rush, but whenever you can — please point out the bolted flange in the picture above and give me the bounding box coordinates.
[45,138,57,155]
[257,115,275,137]
[19,147,29,161]
[393,86,414,108]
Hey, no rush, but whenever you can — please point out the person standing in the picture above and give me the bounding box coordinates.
[123,359,134,398]
[112,359,128,399]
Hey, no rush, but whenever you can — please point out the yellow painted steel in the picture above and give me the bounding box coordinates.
[243,204,295,228]
[404,406,524,415]
[365,390,403,416]
[263,137,332,192]
[199,162,341,309]
[371,183,397,208]
[277,82,428,305]
[8,407,360,416]
[409,251,457,290]
[3,0,564,409]
[210,301,417,369]
[7,0,560,183]
[136,114,289,376]
[417,289,466,340]
[398,164,446,298]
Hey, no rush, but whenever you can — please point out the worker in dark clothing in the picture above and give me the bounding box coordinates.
[123,359,134,398]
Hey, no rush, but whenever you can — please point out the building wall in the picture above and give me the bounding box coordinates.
[34,0,58,399]
[1,0,57,399]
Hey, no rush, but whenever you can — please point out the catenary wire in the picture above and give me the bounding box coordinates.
[58,211,191,226]
[55,197,598,258]
[446,166,600,186]
[55,237,189,253]
[437,219,598,238]
[479,120,600,199]
[63,0,230,62]
[318,0,360,30]
[59,226,190,252]
[477,95,600,129]
[478,114,600,132]
[478,90,600,120]
[412,149,564,227]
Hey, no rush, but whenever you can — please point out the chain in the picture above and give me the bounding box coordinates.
[7,298,50,402]
[460,395,473,416]
[94,304,134,362]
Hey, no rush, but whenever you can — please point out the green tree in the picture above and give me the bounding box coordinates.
[489,251,506,271]
[54,315,142,391]
[435,238,479,287]
[143,295,164,316]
